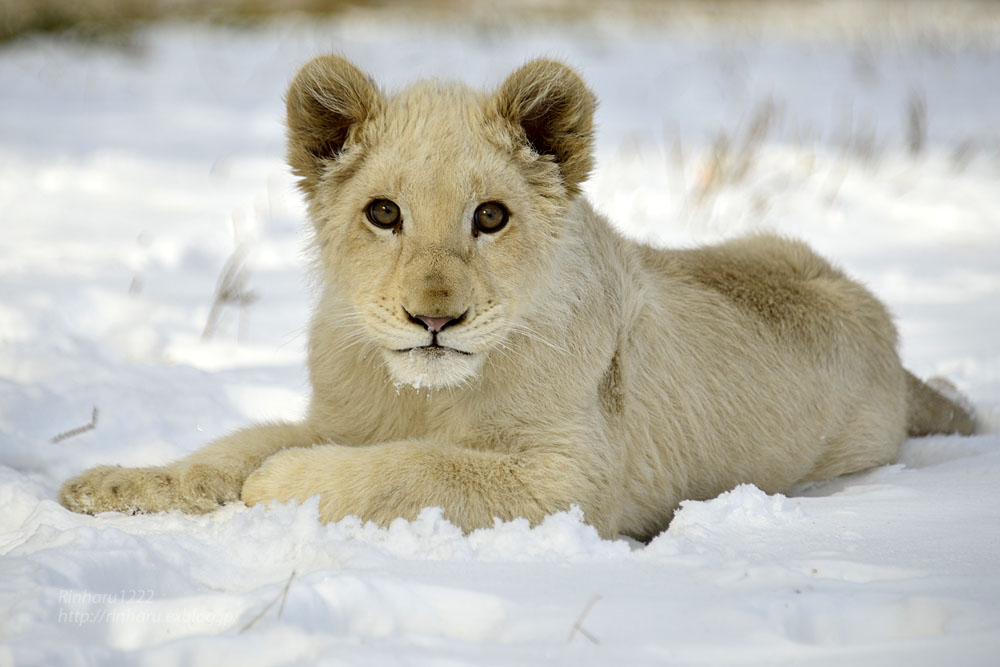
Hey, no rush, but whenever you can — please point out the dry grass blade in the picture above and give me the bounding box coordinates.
[52,407,99,444]
[203,242,259,341]
[239,570,296,634]
[907,88,927,156]
[694,97,778,204]
[567,594,602,644]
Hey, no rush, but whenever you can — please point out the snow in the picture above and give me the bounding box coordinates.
[2,7,1000,666]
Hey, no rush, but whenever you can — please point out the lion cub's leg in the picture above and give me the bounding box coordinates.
[240,441,616,537]
[59,421,318,515]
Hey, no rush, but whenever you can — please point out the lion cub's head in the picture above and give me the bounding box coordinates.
[286,56,596,388]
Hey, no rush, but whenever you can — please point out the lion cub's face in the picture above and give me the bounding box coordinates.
[285,57,595,388]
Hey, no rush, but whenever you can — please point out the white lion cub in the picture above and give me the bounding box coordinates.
[60,57,976,540]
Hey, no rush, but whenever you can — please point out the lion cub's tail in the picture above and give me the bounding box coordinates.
[906,371,978,436]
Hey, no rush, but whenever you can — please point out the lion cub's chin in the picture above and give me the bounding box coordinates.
[383,347,483,390]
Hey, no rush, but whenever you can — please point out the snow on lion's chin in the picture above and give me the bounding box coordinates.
[384,346,483,390]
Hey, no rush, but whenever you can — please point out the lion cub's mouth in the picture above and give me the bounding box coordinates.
[396,344,472,357]
[384,339,483,389]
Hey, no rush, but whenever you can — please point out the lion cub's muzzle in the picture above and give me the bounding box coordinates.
[382,256,486,386]
[383,304,483,388]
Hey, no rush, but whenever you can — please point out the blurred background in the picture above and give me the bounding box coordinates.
[4,0,1000,45]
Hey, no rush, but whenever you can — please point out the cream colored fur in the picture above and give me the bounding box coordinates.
[60,57,977,540]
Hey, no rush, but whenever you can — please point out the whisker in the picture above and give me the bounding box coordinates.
[505,321,569,354]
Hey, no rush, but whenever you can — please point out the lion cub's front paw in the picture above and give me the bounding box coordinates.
[60,465,135,514]
[59,462,243,515]
[241,449,323,508]
[240,460,292,508]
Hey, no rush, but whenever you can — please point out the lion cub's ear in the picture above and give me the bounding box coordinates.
[286,55,382,197]
[493,59,597,194]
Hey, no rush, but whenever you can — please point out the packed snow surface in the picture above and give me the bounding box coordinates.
[1,9,999,666]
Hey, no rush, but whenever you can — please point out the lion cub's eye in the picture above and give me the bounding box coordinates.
[366,199,401,230]
[473,201,509,235]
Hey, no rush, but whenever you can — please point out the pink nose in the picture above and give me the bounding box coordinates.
[415,315,455,333]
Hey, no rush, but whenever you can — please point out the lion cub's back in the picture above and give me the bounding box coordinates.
[650,234,895,353]
[620,234,906,533]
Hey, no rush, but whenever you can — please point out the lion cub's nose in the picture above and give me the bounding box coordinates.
[405,309,467,333]
[413,315,457,333]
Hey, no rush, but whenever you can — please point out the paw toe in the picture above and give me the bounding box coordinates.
[59,465,121,514]
[178,463,241,512]
[240,470,271,507]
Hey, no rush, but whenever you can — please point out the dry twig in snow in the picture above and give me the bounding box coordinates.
[51,407,99,444]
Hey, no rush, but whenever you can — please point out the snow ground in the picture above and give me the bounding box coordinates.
[1,8,999,666]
